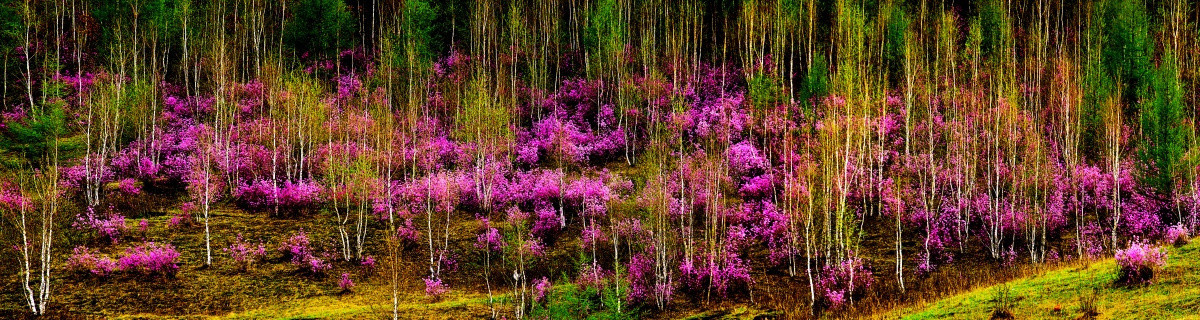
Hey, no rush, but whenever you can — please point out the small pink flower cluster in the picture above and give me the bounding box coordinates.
[360,255,377,272]
[73,206,127,244]
[69,242,181,278]
[1166,225,1189,246]
[117,242,182,276]
[424,277,449,299]
[533,277,551,304]
[1115,241,1168,284]
[118,178,142,195]
[66,246,119,276]
[815,256,875,311]
[276,229,330,274]
[338,273,356,292]
[224,234,267,271]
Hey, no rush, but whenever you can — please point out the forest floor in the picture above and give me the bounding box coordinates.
[884,237,1200,319]
[4,196,1196,319]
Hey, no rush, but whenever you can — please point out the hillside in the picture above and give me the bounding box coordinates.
[2,0,1199,319]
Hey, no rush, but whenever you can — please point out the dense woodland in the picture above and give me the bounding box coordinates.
[0,0,1198,318]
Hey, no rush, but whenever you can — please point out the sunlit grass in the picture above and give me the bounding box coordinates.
[889,238,1200,319]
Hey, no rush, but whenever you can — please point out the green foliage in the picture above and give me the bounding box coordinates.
[530,283,595,320]
[116,79,158,146]
[454,79,511,145]
[596,277,638,320]
[89,0,184,63]
[1100,0,1153,104]
[884,4,908,85]
[401,0,437,63]
[528,278,638,320]
[977,0,1007,61]
[1080,58,1118,162]
[801,52,829,107]
[388,0,466,82]
[1,104,80,168]
[583,0,625,61]
[746,73,782,111]
[1138,52,1189,196]
[284,0,356,57]
[0,1,21,49]
[1078,287,1101,317]
[990,284,1016,319]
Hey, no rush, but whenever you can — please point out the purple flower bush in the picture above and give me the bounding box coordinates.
[515,79,627,166]
[395,218,421,244]
[66,246,119,277]
[73,206,127,244]
[424,277,449,299]
[815,256,875,311]
[276,229,330,274]
[225,234,267,271]
[117,242,181,277]
[1166,225,1189,247]
[533,276,551,304]
[565,175,612,218]
[626,253,674,304]
[361,256,377,273]
[117,178,141,195]
[1115,241,1168,284]
[338,273,356,292]
[69,243,182,278]
[235,179,323,214]
[277,229,313,261]
[474,217,505,252]
[677,250,752,298]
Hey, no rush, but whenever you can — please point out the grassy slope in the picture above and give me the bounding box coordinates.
[886,238,1200,319]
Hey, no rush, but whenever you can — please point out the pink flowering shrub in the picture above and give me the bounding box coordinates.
[235,179,324,214]
[815,256,875,311]
[117,242,181,277]
[424,277,449,299]
[73,206,127,244]
[277,229,313,261]
[565,176,612,218]
[396,218,421,244]
[1166,225,1189,247]
[474,217,505,252]
[678,251,752,297]
[1078,222,1107,259]
[168,213,193,229]
[626,253,673,304]
[66,246,119,277]
[522,239,547,258]
[225,234,267,271]
[1121,192,1165,238]
[0,183,29,210]
[338,273,356,292]
[117,178,142,195]
[303,255,333,275]
[361,256,377,273]
[533,276,551,304]
[1115,241,1168,284]
[276,229,331,275]
[726,141,768,178]
[515,79,627,166]
[530,206,561,241]
[576,264,611,292]
[580,223,606,250]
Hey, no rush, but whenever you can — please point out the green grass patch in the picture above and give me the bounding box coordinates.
[890,239,1200,319]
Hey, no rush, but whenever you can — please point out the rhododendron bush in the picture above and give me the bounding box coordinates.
[1115,241,1168,284]
[67,243,181,278]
